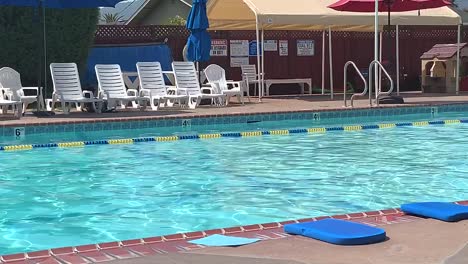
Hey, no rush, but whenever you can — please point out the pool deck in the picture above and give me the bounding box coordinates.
[1,93,468,126]
[3,201,467,264]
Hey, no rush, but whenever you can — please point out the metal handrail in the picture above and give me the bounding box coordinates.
[343,61,368,107]
[369,60,394,107]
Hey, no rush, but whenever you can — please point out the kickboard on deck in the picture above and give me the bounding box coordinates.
[284,218,386,245]
[401,202,468,222]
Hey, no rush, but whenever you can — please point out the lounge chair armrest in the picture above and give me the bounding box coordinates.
[82,90,95,98]
[22,86,39,92]
[127,89,138,96]
[175,87,189,95]
[226,81,241,86]
[201,86,215,94]
[139,88,151,97]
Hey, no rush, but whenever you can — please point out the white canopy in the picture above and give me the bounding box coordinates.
[208,0,466,31]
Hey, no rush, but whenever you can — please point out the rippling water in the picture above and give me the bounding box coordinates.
[0,123,467,254]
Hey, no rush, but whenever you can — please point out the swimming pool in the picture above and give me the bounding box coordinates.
[0,109,467,254]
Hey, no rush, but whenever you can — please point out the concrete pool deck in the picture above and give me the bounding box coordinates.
[1,93,468,126]
[110,219,468,264]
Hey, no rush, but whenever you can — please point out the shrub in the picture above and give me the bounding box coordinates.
[0,6,99,97]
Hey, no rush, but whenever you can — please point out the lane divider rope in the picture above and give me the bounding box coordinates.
[1,119,466,152]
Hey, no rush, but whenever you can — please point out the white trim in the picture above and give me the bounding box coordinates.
[179,0,192,8]
[124,0,151,25]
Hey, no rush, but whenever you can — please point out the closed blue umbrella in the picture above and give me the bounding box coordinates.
[0,0,125,113]
[186,0,211,63]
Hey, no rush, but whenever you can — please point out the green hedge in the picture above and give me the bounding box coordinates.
[0,7,99,97]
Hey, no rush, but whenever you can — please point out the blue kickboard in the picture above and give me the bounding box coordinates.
[284,219,386,245]
[188,234,260,247]
[401,202,468,222]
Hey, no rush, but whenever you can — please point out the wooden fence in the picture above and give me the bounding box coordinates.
[94,25,467,93]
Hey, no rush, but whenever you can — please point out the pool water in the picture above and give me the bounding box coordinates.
[0,119,467,254]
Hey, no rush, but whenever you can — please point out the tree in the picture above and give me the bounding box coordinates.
[168,15,186,26]
[101,13,123,25]
[0,7,99,96]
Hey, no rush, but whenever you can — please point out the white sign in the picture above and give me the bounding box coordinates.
[297,40,315,56]
[263,40,278,51]
[210,39,228,56]
[230,40,249,67]
[230,40,249,57]
[279,40,288,56]
[14,127,25,139]
[230,56,249,67]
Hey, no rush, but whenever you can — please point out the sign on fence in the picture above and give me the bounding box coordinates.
[297,40,314,56]
[210,39,228,56]
[230,40,249,67]
[279,40,288,56]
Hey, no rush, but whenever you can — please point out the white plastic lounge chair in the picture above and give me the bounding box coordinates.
[241,64,263,100]
[95,64,147,110]
[204,64,244,105]
[172,61,225,109]
[136,62,188,110]
[0,67,44,114]
[49,63,103,114]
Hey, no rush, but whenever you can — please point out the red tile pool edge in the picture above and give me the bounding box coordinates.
[1,200,466,263]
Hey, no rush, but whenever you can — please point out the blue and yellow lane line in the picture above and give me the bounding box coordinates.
[1,118,466,152]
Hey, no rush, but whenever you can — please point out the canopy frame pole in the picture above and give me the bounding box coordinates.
[456,24,461,95]
[43,1,47,104]
[379,31,383,95]
[322,30,326,95]
[255,14,262,102]
[374,0,379,104]
[328,27,333,99]
[396,24,400,95]
[261,28,265,98]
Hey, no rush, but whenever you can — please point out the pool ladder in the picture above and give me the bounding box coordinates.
[343,60,394,107]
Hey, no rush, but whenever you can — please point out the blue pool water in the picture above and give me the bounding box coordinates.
[0,114,467,254]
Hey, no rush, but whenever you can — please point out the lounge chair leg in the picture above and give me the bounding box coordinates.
[107,99,116,110]
[61,102,69,115]
[188,96,200,109]
[151,98,159,111]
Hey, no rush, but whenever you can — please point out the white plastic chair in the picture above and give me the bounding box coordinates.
[49,63,103,114]
[204,64,244,105]
[136,62,188,110]
[241,64,263,100]
[0,67,44,114]
[172,61,225,109]
[95,64,147,110]
[0,96,22,118]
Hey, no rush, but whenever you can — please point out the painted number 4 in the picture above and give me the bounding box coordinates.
[312,113,321,121]
[181,119,192,128]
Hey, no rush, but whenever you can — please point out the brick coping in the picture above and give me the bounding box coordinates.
[1,200,466,263]
[1,102,467,128]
